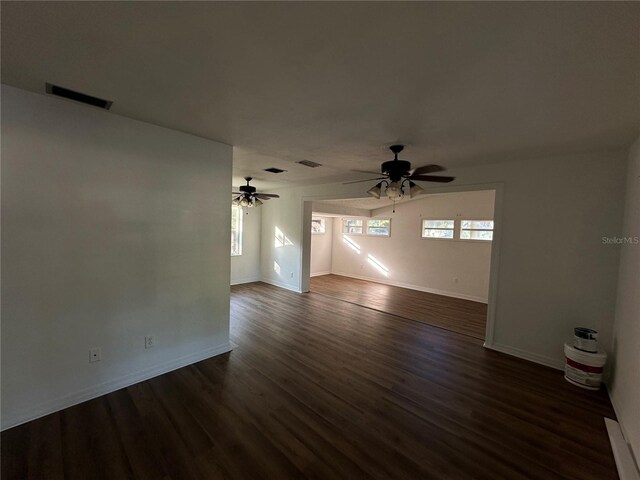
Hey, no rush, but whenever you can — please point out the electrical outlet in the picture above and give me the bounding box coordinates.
[145,335,155,349]
[89,347,101,363]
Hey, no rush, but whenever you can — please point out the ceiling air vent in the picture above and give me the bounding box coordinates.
[45,83,113,110]
[264,167,287,174]
[297,160,322,168]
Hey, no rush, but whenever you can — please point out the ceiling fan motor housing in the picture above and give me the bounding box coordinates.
[381,159,411,182]
[239,185,256,194]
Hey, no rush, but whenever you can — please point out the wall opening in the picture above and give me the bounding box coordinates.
[303,185,503,344]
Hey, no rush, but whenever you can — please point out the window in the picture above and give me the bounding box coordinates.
[422,219,454,239]
[461,220,494,241]
[342,218,363,234]
[231,205,243,256]
[367,219,391,236]
[311,217,326,234]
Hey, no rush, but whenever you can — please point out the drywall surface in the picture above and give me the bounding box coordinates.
[260,149,626,368]
[310,216,333,276]
[260,188,305,291]
[1,85,233,429]
[331,191,494,302]
[609,136,640,465]
[231,207,262,284]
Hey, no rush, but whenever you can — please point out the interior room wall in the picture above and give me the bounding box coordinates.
[330,190,494,302]
[310,216,334,276]
[260,189,305,291]
[1,85,233,429]
[260,149,626,369]
[609,136,640,464]
[231,207,262,285]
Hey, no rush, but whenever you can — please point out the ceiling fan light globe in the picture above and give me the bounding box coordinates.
[240,197,250,207]
[254,198,263,206]
[386,181,403,200]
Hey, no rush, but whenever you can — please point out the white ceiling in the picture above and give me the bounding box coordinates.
[315,195,427,213]
[2,2,639,191]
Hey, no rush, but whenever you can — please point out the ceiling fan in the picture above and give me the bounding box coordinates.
[345,145,455,201]
[232,177,279,207]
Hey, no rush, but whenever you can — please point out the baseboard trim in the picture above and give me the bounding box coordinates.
[605,418,640,480]
[261,278,302,293]
[330,271,488,304]
[608,390,640,478]
[231,275,262,285]
[310,271,331,277]
[484,341,565,370]
[1,341,233,431]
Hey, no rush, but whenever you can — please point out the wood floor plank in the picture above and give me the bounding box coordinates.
[26,412,64,480]
[60,398,134,480]
[311,273,488,339]
[2,281,618,479]
[105,389,172,480]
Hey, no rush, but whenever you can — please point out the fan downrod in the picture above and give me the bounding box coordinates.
[389,144,404,157]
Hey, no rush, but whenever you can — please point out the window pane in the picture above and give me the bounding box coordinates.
[461,220,494,229]
[343,218,363,234]
[424,220,454,229]
[311,217,326,234]
[461,230,493,240]
[367,219,389,228]
[231,205,243,256]
[422,228,454,239]
[461,219,493,241]
[367,219,390,236]
[344,219,363,227]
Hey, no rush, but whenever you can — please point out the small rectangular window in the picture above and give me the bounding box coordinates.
[422,219,454,239]
[311,217,326,234]
[231,205,243,256]
[460,220,494,241]
[342,218,363,234]
[367,219,390,236]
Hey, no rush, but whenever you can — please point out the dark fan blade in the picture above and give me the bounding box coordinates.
[255,193,280,199]
[343,177,386,185]
[232,192,242,195]
[410,164,445,176]
[411,175,455,183]
[351,169,383,175]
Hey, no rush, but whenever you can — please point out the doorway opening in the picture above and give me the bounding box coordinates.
[307,190,496,341]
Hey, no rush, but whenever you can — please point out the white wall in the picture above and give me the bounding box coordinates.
[330,191,494,303]
[1,85,233,429]
[609,136,640,465]
[260,149,626,368]
[260,189,305,290]
[231,207,262,285]
[310,216,333,276]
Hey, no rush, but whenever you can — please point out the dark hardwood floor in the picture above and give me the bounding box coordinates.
[2,282,618,479]
[311,274,488,339]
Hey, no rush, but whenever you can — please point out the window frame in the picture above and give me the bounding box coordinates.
[421,219,455,240]
[366,218,391,237]
[342,218,364,235]
[311,217,326,235]
[231,205,243,256]
[459,219,494,242]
